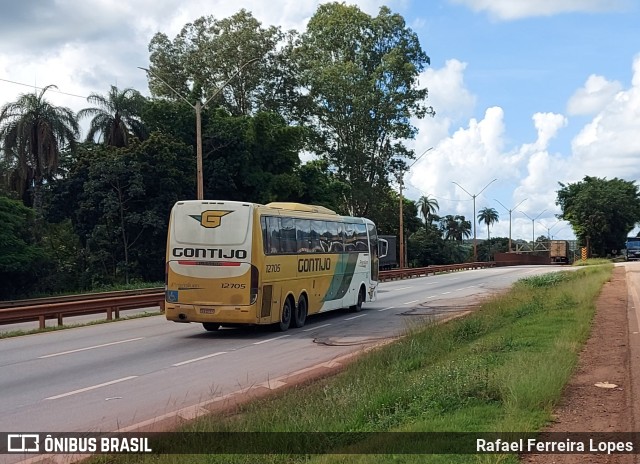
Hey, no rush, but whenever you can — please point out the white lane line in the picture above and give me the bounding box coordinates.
[426,295,437,299]
[403,300,419,305]
[253,335,290,345]
[455,288,465,292]
[172,351,227,367]
[344,314,366,321]
[441,291,451,295]
[378,306,396,312]
[390,286,413,291]
[46,376,138,400]
[303,323,331,332]
[39,338,145,358]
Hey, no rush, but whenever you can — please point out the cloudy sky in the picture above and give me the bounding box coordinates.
[1,0,639,241]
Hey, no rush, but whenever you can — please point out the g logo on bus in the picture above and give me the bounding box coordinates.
[190,210,232,228]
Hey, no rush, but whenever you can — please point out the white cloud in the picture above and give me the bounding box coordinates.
[567,74,623,116]
[569,54,640,181]
[449,0,630,20]
[409,59,476,153]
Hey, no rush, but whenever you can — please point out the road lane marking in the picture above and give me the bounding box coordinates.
[378,306,396,312]
[403,300,419,305]
[303,323,331,332]
[172,351,227,366]
[46,376,138,400]
[253,335,290,345]
[39,338,145,358]
[441,292,451,295]
[390,286,413,291]
[344,314,367,320]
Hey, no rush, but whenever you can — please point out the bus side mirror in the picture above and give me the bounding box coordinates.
[379,239,388,259]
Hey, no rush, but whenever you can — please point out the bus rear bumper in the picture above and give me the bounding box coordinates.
[165,303,258,324]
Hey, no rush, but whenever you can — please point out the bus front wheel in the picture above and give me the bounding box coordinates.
[350,287,365,312]
[292,295,308,328]
[278,298,292,331]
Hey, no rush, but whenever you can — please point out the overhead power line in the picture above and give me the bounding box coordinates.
[0,77,88,99]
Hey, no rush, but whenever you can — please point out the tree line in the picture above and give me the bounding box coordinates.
[2,4,639,299]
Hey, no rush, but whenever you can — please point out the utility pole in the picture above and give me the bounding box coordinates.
[520,209,547,251]
[495,198,527,252]
[139,58,259,199]
[453,179,497,262]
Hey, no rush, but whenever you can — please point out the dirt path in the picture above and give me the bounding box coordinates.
[522,263,640,464]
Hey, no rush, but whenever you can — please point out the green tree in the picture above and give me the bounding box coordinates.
[417,194,439,227]
[0,196,51,298]
[441,215,472,242]
[556,176,640,256]
[477,207,499,242]
[295,3,434,217]
[147,9,291,116]
[0,85,79,209]
[78,85,148,147]
[47,133,194,286]
[201,111,304,203]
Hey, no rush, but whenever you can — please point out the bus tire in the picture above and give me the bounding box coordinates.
[202,322,220,331]
[292,295,308,328]
[350,287,365,312]
[278,297,293,331]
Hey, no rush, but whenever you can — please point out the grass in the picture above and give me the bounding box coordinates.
[87,265,612,464]
[572,258,612,266]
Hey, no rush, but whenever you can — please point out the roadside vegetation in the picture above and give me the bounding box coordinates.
[90,264,613,464]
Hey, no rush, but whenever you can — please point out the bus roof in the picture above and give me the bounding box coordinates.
[265,202,337,215]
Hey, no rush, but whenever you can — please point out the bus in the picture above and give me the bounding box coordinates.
[165,200,386,331]
[626,237,640,261]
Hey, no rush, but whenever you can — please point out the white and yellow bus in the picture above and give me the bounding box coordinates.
[165,200,386,331]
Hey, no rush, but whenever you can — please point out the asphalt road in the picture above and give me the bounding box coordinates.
[0,265,568,440]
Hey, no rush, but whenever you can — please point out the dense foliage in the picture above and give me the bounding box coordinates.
[556,176,640,257]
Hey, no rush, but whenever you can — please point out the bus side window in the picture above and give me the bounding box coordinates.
[311,220,324,253]
[320,222,332,253]
[280,217,297,254]
[266,216,281,254]
[296,219,311,253]
[328,222,343,252]
[355,223,368,251]
[343,223,356,252]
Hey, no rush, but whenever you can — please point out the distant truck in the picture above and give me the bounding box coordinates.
[549,240,569,264]
[379,235,398,270]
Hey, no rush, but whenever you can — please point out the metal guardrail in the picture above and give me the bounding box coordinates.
[0,263,495,329]
[378,262,495,281]
[0,293,165,329]
[0,287,164,309]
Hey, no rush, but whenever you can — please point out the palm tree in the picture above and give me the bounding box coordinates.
[441,215,471,242]
[0,85,79,209]
[78,85,147,147]
[477,207,500,242]
[417,194,439,227]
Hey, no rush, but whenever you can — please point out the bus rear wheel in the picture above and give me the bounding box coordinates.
[202,322,220,331]
[292,295,308,328]
[278,298,292,331]
[350,287,365,312]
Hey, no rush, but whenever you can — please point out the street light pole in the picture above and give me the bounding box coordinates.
[397,147,433,269]
[520,209,547,250]
[139,58,259,200]
[453,179,497,262]
[495,198,527,252]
